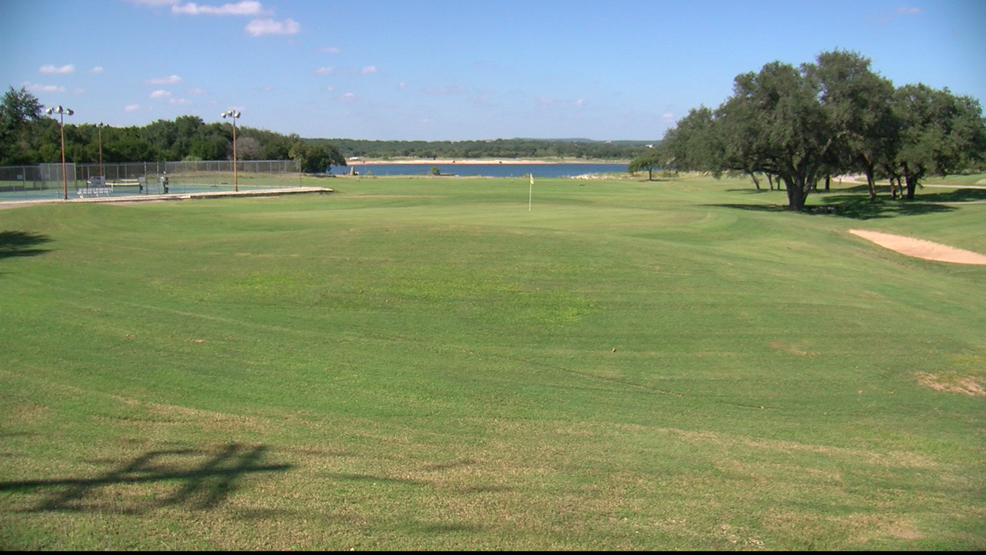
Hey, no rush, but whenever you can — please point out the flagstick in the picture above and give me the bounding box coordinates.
[528,174,533,211]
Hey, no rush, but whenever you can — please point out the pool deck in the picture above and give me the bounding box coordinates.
[0,187,334,210]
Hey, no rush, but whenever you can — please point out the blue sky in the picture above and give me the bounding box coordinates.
[1,0,983,141]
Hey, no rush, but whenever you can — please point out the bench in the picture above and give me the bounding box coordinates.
[78,186,112,198]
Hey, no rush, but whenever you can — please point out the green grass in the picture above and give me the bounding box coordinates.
[1,176,984,550]
[924,172,986,186]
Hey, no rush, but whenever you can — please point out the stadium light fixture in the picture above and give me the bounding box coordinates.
[221,110,241,191]
[45,105,74,200]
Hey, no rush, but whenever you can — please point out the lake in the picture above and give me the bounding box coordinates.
[329,162,629,178]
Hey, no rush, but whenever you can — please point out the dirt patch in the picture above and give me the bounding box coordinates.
[14,402,50,422]
[849,230,986,265]
[837,514,923,543]
[915,372,986,397]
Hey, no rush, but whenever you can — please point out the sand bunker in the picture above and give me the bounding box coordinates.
[850,229,986,265]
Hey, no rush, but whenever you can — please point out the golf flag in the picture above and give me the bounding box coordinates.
[528,173,533,211]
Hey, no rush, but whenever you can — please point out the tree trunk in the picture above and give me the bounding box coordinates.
[905,174,918,200]
[784,177,808,211]
[749,172,761,190]
[824,175,830,191]
[866,169,876,200]
[767,174,775,190]
[647,168,653,181]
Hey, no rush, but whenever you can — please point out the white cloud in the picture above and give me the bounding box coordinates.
[150,89,172,98]
[88,66,104,74]
[23,82,65,93]
[144,75,183,85]
[339,92,357,102]
[124,103,141,112]
[894,6,922,15]
[661,112,674,120]
[326,86,335,92]
[361,65,377,74]
[39,64,75,74]
[319,46,341,54]
[315,66,334,74]
[574,99,586,107]
[537,96,555,105]
[398,82,406,89]
[169,97,190,105]
[172,1,268,16]
[245,17,300,36]
[188,87,207,95]
[131,0,304,39]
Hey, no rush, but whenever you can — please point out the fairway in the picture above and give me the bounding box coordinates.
[1,176,984,550]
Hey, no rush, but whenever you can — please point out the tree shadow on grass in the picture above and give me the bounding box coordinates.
[325,472,428,487]
[705,203,790,213]
[818,196,958,220]
[821,183,986,201]
[813,185,986,218]
[708,198,958,220]
[715,183,985,220]
[725,188,780,193]
[915,187,986,203]
[0,231,52,260]
[0,443,292,514]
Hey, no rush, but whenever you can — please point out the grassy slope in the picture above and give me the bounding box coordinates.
[1,176,984,550]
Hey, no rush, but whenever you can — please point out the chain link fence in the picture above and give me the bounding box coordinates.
[0,160,303,202]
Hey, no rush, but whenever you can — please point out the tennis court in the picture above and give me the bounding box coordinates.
[0,160,306,203]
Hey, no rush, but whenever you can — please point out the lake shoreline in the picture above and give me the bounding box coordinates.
[331,160,631,178]
[353,158,629,165]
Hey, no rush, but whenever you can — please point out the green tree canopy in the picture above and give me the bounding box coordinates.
[0,87,353,170]
[1,86,47,165]
[715,60,838,210]
[808,50,897,200]
[627,146,664,180]
[289,141,346,173]
[894,84,986,199]
[654,50,986,210]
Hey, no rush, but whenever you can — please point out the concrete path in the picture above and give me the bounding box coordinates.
[0,187,334,210]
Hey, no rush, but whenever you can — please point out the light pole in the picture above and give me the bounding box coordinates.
[96,122,105,179]
[45,105,74,200]
[221,110,241,191]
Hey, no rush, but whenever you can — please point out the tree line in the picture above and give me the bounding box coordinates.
[1,86,651,175]
[629,50,986,211]
[0,87,345,173]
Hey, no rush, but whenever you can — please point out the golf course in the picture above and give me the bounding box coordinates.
[1,174,984,550]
